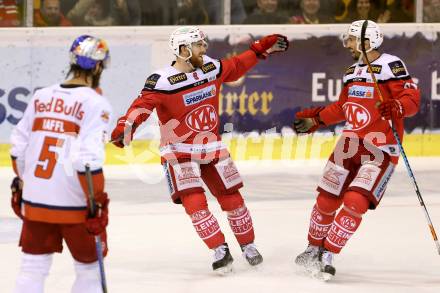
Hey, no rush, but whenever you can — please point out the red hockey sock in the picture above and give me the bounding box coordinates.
[324,208,362,253]
[324,191,369,253]
[307,204,335,246]
[226,205,255,245]
[182,193,225,249]
[190,209,225,249]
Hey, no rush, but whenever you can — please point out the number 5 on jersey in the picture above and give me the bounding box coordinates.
[34,136,65,179]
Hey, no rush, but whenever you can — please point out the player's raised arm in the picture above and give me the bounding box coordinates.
[221,34,289,82]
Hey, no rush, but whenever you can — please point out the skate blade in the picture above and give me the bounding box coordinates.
[319,272,334,282]
[296,262,333,282]
[214,263,234,276]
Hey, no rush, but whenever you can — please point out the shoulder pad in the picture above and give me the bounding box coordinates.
[144,73,161,90]
[387,59,408,77]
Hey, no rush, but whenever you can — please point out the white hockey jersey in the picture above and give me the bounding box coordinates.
[10,84,112,224]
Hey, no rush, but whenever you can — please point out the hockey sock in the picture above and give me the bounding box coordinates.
[71,261,102,293]
[182,192,226,249]
[307,204,336,247]
[190,209,225,249]
[227,205,255,245]
[324,191,369,253]
[14,253,52,293]
[324,208,363,253]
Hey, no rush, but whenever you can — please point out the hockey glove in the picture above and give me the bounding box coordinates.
[250,34,289,59]
[86,192,109,236]
[293,107,325,134]
[378,99,404,120]
[111,116,135,148]
[10,176,23,219]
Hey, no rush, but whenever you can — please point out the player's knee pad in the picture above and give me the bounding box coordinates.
[343,191,369,216]
[72,261,101,293]
[316,191,343,215]
[14,253,52,293]
[181,192,208,215]
[216,191,244,212]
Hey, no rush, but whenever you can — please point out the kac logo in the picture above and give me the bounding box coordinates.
[185,104,217,132]
[343,102,371,130]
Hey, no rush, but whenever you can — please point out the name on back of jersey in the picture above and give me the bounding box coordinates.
[34,97,84,120]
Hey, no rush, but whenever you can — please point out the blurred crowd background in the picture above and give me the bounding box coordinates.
[0,0,439,27]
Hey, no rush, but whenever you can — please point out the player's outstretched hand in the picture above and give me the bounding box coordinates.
[111,116,134,148]
[293,107,324,134]
[378,99,404,120]
[250,34,289,59]
[10,176,23,219]
[86,192,109,235]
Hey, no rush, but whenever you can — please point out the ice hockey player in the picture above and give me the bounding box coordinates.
[293,20,420,280]
[111,26,288,273]
[10,35,112,292]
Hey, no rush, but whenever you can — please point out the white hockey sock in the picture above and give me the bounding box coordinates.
[14,253,53,293]
[71,260,102,293]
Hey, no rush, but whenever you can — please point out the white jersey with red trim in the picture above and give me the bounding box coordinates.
[10,84,112,223]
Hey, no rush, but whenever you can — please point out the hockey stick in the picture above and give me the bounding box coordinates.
[85,164,109,292]
[360,20,440,255]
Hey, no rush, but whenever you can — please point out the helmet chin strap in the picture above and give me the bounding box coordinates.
[356,38,373,64]
[176,44,195,71]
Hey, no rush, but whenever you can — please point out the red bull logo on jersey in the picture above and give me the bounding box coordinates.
[348,85,374,99]
[34,98,84,120]
[343,102,371,130]
[183,85,216,106]
[185,104,217,132]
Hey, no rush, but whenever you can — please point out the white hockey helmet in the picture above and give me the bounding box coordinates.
[343,20,383,53]
[169,26,208,60]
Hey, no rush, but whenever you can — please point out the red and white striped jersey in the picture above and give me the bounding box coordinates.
[10,84,112,223]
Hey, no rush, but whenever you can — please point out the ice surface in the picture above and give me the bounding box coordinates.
[0,158,439,293]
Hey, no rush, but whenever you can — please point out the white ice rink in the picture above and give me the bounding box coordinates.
[1,158,439,293]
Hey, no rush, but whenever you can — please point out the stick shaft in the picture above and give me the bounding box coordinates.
[360,20,440,254]
[85,164,109,292]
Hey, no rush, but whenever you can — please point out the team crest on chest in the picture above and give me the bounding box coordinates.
[343,102,371,130]
[185,104,218,132]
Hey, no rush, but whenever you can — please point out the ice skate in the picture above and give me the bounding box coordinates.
[241,243,263,266]
[295,244,319,268]
[317,248,336,281]
[212,243,234,275]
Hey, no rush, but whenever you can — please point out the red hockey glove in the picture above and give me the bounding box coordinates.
[10,176,23,219]
[250,34,289,59]
[293,107,325,134]
[378,99,404,120]
[111,116,135,148]
[86,192,109,236]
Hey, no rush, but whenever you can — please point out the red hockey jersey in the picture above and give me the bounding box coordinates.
[123,50,258,160]
[319,53,420,163]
